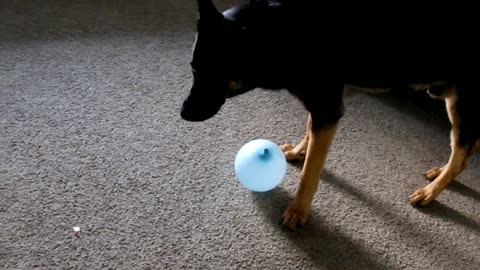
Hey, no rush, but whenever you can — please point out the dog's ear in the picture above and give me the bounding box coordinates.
[197,0,223,22]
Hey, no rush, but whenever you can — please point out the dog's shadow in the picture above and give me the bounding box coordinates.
[251,188,387,270]
[353,89,480,202]
[446,179,480,204]
[368,89,451,131]
[417,200,480,234]
[288,156,480,204]
[252,171,480,269]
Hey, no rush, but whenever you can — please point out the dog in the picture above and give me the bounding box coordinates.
[180,0,480,229]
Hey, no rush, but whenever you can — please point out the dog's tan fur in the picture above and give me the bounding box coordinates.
[410,90,477,205]
[280,116,310,161]
[282,115,338,228]
[281,89,477,229]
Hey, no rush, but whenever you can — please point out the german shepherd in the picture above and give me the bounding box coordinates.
[180,0,480,229]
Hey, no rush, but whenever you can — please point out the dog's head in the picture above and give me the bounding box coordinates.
[181,0,255,122]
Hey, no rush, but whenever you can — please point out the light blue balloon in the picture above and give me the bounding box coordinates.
[234,139,287,192]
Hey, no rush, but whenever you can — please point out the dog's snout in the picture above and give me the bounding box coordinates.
[181,92,226,122]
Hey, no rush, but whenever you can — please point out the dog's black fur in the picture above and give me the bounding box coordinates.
[181,0,479,227]
[182,0,478,128]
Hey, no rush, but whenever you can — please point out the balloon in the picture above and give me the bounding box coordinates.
[234,139,287,192]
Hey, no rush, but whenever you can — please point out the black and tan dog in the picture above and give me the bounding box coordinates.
[180,0,480,229]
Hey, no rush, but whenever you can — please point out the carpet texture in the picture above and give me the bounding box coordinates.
[1,1,479,269]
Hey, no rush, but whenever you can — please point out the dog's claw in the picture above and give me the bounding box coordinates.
[409,185,439,207]
[282,200,308,230]
[424,167,442,181]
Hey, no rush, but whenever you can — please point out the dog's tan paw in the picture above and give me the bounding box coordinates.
[409,185,439,207]
[281,200,309,230]
[424,167,442,181]
[280,143,295,152]
[280,144,306,161]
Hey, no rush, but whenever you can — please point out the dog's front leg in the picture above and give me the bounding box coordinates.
[282,117,338,229]
[280,115,311,161]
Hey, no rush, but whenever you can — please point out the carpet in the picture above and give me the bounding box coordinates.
[1,1,479,269]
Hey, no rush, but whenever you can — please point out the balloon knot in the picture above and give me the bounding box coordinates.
[259,148,270,160]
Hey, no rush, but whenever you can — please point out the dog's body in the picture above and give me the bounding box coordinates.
[181,0,480,229]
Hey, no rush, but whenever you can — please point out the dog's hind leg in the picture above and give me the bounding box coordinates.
[425,139,480,180]
[280,115,311,161]
[410,135,474,206]
[410,89,479,206]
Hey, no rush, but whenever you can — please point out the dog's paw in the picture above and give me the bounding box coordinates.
[281,200,309,230]
[409,185,439,207]
[424,167,442,181]
[280,144,306,161]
